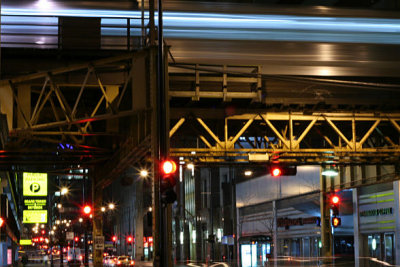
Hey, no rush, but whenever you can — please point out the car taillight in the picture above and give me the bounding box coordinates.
[117,260,121,265]
[67,256,71,261]
[130,260,135,265]
[79,255,83,261]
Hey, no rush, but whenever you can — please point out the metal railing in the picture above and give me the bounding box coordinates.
[1,14,150,50]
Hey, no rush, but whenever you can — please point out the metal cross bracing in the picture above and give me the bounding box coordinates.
[169,112,400,164]
[0,52,151,167]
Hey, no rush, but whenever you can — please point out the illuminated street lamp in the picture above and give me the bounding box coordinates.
[108,203,115,210]
[60,187,69,195]
[140,169,149,177]
[101,207,106,212]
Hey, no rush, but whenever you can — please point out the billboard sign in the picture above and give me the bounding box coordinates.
[23,210,47,223]
[23,173,48,196]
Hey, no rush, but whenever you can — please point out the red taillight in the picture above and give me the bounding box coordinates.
[130,260,135,265]
[67,256,71,261]
[79,255,83,261]
[117,260,121,265]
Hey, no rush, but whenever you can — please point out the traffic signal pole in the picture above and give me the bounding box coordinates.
[156,0,170,265]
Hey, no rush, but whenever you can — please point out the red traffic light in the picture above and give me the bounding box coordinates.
[74,237,79,242]
[127,236,133,242]
[332,217,341,228]
[83,205,92,215]
[271,167,282,177]
[161,160,177,175]
[112,236,117,242]
[331,195,340,204]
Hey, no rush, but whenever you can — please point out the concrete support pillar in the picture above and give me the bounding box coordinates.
[273,200,278,267]
[273,200,278,259]
[92,178,103,267]
[320,173,332,258]
[0,85,13,130]
[352,188,363,267]
[393,181,400,265]
[135,179,144,261]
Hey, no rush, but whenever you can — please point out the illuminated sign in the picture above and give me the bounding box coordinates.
[23,173,48,196]
[24,199,47,210]
[20,240,32,245]
[360,207,393,217]
[23,210,47,223]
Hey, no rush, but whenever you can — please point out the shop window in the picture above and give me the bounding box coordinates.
[384,233,394,264]
[368,234,381,260]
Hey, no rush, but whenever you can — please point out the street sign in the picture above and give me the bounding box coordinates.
[66,232,74,241]
[94,236,104,250]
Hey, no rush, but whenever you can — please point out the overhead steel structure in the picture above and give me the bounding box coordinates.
[168,63,400,165]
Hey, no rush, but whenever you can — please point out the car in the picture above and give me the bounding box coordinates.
[103,256,116,267]
[115,256,135,266]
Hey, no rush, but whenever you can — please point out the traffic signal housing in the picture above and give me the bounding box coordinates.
[269,165,297,177]
[332,216,341,228]
[160,159,178,204]
[330,194,340,216]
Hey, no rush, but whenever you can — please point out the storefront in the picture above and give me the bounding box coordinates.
[356,183,397,265]
[239,235,272,267]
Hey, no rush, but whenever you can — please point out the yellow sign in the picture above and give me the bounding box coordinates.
[23,210,47,224]
[23,173,48,196]
[24,199,47,210]
[20,239,32,245]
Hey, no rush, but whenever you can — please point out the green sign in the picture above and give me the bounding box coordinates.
[20,239,32,245]
[23,210,47,224]
[24,199,47,210]
[23,173,48,196]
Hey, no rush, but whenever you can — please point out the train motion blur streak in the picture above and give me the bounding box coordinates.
[3,7,400,44]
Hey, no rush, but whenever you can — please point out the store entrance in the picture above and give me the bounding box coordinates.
[367,233,394,265]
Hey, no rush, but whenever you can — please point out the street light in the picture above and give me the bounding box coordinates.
[60,187,69,195]
[108,203,115,210]
[101,207,106,212]
[140,169,149,177]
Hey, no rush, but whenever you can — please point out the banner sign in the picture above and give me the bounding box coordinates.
[23,173,48,196]
[23,210,47,223]
[24,199,47,210]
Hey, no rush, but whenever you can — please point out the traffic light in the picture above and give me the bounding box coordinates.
[332,216,341,228]
[74,237,79,243]
[112,236,117,242]
[330,194,340,216]
[83,205,92,215]
[330,193,341,228]
[269,165,297,177]
[127,236,133,243]
[160,159,178,204]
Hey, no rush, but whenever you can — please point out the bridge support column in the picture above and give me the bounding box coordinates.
[394,181,400,265]
[352,188,363,267]
[320,173,332,259]
[92,177,103,267]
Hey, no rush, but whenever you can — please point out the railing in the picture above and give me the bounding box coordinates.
[1,14,150,50]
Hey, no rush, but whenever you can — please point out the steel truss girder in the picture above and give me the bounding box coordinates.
[169,112,400,164]
[5,53,138,147]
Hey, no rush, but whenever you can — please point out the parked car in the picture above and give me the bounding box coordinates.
[115,256,135,266]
